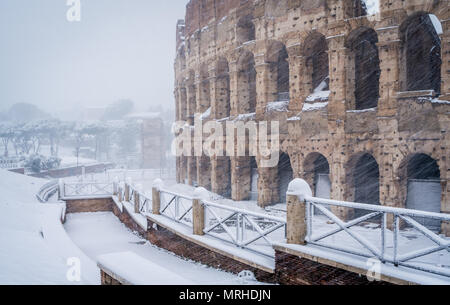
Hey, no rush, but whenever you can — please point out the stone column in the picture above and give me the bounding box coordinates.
[228,61,239,117]
[192,190,205,236]
[286,54,305,113]
[152,187,161,215]
[231,156,252,201]
[255,62,275,120]
[211,156,231,198]
[258,166,279,207]
[440,19,450,101]
[197,155,212,191]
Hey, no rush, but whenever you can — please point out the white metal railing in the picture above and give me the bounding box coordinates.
[201,200,286,258]
[62,182,114,198]
[159,189,194,226]
[106,168,176,182]
[303,195,450,278]
[36,180,59,202]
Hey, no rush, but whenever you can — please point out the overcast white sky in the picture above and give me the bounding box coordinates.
[0,0,188,118]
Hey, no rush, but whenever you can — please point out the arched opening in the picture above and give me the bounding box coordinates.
[354,154,380,206]
[267,42,290,101]
[304,153,331,199]
[237,15,255,45]
[303,32,329,94]
[347,27,380,110]
[401,13,442,95]
[278,153,293,203]
[406,154,442,231]
[215,58,230,119]
[237,52,257,113]
[276,45,289,101]
[250,156,258,201]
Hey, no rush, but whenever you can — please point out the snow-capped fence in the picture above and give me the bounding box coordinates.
[36,180,59,202]
[286,179,450,278]
[61,182,114,199]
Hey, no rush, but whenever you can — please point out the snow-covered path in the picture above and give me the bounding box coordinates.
[64,212,263,285]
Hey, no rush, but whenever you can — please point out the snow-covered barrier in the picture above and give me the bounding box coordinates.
[283,179,450,284]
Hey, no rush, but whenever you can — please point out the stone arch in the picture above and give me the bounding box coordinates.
[214,57,231,119]
[397,153,442,231]
[399,12,442,95]
[346,27,380,110]
[236,15,255,45]
[303,152,331,199]
[345,153,380,211]
[266,41,290,101]
[302,32,329,94]
[237,51,257,113]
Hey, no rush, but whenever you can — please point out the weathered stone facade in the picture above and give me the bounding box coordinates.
[174,0,450,234]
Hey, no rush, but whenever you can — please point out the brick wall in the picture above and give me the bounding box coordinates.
[275,251,390,285]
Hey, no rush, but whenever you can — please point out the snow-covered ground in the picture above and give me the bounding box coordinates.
[64,212,262,285]
[0,169,96,284]
[0,169,262,285]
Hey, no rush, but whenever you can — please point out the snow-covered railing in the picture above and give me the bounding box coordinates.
[36,180,59,202]
[201,198,286,258]
[286,179,450,278]
[61,182,114,199]
[0,159,19,169]
[158,189,194,226]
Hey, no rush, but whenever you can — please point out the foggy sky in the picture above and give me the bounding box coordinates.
[0,0,188,118]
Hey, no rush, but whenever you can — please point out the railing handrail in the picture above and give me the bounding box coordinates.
[304,195,450,221]
[202,199,286,224]
[160,188,194,201]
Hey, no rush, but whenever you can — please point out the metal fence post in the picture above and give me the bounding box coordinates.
[193,187,208,236]
[152,187,161,215]
[134,189,140,213]
[124,183,130,202]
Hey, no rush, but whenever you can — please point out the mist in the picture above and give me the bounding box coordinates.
[0,0,188,119]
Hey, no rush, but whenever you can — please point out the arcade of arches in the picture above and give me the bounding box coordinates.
[174,0,450,235]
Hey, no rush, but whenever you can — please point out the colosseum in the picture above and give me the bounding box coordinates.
[173,0,450,234]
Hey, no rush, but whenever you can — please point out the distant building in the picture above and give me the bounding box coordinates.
[126,112,167,169]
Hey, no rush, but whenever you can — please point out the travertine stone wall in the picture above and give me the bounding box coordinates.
[174,0,450,234]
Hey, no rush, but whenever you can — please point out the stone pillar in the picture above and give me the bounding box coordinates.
[286,179,311,245]
[287,193,306,245]
[258,166,279,207]
[377,32,401,117]
[124,183,130,202]
[134,189,140,213]
[211,68,230,120]
[231,156,252,201]
[186,81,196,125]
[187,156,197,186]
[192,189,206,236]
[211,156,231,198]
[440,19,450,101]
[152,187,161,215]
[255,63,275,120]
[197,155,212,190]
[228,61,239,117]
[286,54,305,113]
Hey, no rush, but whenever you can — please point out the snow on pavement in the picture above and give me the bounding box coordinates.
[0,169,97,284]
[64,212,264,285]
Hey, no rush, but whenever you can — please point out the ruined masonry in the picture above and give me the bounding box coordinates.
[173,0,450,235]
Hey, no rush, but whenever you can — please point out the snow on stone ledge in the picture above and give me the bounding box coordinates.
[287,178,312,200]
[347,107,377,114]
[302,102,329,112]
[266,100,289,113]
[97,252,193,285]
